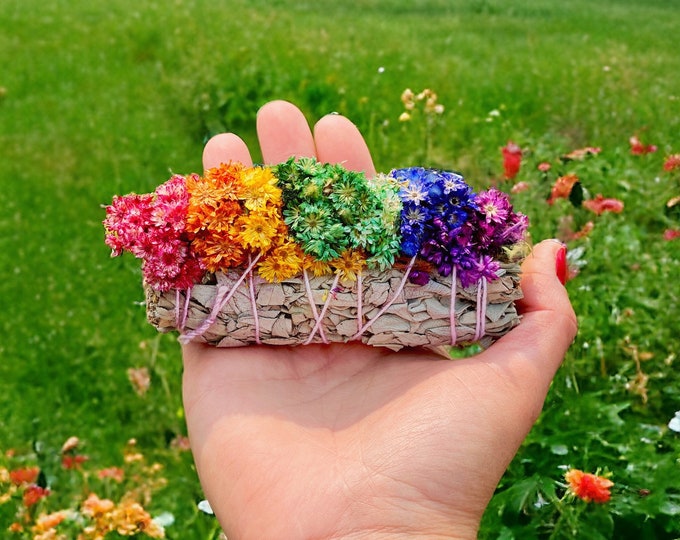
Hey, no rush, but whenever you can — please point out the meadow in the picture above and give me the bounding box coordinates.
[1,0,679,537]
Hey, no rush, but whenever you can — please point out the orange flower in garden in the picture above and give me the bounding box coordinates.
[81,492,115,517]
[502,141,522,179]
[9,466,39,485]
[548,173,580,205]
[32,510,69,533]
[663,154,680,171]
[562,146,601,161]
[110,500,165,538]
[629,135,657,155]
[565,469,614,503]
[583,194,624,215]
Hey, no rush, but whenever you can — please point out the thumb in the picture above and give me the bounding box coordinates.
[478,239,578,395]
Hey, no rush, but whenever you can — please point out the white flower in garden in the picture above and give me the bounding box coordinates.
[198,499,214,514]
[669,411,680,433]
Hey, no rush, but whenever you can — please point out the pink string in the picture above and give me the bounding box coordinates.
[302,269,328,344]
[304,273,340,345]
[450,267,457,346]
[175,288,192,332]
[473,276,488,342]
[247,256,261,345]
[356,270,363,336]
[175,289,181,330]
[350,256,417,341]
[178,253,262,344]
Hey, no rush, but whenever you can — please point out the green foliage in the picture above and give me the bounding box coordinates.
[1,0,679,537]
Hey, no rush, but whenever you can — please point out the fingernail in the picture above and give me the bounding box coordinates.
[555,244,568,285]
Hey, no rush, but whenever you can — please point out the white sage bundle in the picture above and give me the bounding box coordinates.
[146,263,522,351]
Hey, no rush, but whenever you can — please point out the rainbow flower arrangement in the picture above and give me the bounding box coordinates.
[104,158,528,349]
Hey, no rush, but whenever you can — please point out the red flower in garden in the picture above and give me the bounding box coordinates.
[62,454,89,470]
[98,466,125,482]
[9,466,39,485]
[23,485,50,507]
[502,141,522,179]
[664,229,680,241]
[537,162,551,172]
[548,173,579,205]
[663,154,680,172]
[565,469,614,503]
[629,135,657,155]
[583,194,624,215]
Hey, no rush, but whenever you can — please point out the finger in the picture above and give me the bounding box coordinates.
[314,114,377,177]
[478,239,577,399]
[202,133,253,170]
[256,100,317,164]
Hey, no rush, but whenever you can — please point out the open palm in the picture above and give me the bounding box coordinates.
[182,101,577,539]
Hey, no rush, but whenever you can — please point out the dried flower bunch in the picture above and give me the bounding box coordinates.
[104,158,529,350]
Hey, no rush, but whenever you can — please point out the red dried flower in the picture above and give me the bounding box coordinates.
[548,174,579,205]
[565,469,614,503]
[629,135,657,155]
[9,466,39,486]
[663,154,680,172]
[583,194,624,215]
[502,141,522,180]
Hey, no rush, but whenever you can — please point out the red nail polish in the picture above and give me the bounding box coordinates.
[555,245,568,285]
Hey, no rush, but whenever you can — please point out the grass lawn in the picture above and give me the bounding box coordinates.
[1,0,679,537]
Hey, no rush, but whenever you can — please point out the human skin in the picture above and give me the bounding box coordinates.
[182,100,578,539]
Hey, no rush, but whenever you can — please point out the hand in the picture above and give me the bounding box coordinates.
[182,100,578,539]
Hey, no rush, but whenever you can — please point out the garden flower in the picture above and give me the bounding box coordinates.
[62,454,89,470]
[23,484,50,507]
[511,181,530,194]
[629,135,657,155]
[98,467,125,482]
[127,366,151,396]
[583,194,624,215]
[547,173,579,205]
[565,469,614,503]
[669,411,680,432]
[10,466,39,485]
[537,162,551,172]
[502,141,522,179]
[663,153,680,172]
[664,229,680,241]
[562,146,601,161]
[32,510,70,534]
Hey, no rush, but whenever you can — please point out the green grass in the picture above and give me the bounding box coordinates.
[1,0,679,537]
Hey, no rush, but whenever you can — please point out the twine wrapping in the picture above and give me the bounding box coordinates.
[146,262,522,351]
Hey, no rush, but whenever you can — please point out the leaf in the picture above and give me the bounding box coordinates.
[569,181,584,207]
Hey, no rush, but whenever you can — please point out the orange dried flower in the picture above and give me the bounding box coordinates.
[565,469,613,503]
